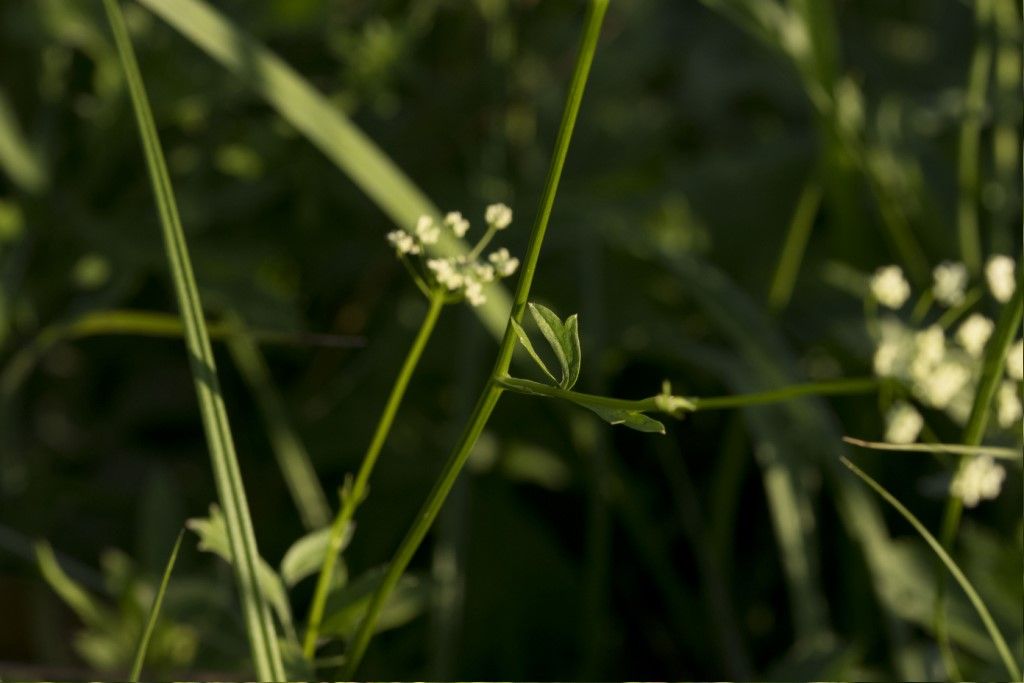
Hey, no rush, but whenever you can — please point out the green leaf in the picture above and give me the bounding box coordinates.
[280,525,352,588]
[528,303,582,389]
[186,506,296,643]
[129,530,184,682]
[583,403,666,434]
[563,313,582,390]
[321,566,432,640]
[510,319,557,384]
[101,1,285,677]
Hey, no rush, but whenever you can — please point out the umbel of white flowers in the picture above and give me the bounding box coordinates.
[386,203,520,307]
[866,256,1022,507]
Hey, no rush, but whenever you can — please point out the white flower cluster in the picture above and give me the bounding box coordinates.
[868,258,1023,434]
[950,455,1006,507]
[386,203,519,307]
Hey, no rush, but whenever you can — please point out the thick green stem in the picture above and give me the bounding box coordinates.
[302,289,446,659]
[338,2,609,675]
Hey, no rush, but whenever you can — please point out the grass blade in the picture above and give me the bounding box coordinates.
[767,179,822,312]
[129,530,184,682]
[132,0,512,337]
[843,437,1022,461]
[840,457,1021,680]
[0,89,47,193]
[101,1,284,678]
[225,315,331,531]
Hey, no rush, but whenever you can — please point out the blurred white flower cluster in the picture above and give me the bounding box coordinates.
[868,256,1021,507]
[386,203,519,307]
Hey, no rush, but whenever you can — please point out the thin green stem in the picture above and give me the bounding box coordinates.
[957,0,995,273]
[466,225,498,261]
[500,375,880,414]
[338,2,609,675]
[933,268,1023,675]
[691,377,880,410]
[842,457,1021,681]
[768,179,822,312]
[129,530,184,682]
[302,288,446,659]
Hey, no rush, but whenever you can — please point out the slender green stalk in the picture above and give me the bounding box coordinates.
[129,530,184,682]
[339,2,609,675]
[302,289,446,659]
[500,375,879,413]
[933,269,1023,675]
[768,179,823,312]
[957,0,995,273]
[843,436,1021,460]
[101,1,284,678]
[841,457,1021,680]
[226,317,331,531]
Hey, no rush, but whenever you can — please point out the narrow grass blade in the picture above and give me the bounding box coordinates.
[133,0,512,337]
[768,179,822,311]
[101,1,284,678]
[843,437,1022,461]
[840,457,1021,680]
[129,530,184,682]
[226,316,331,530]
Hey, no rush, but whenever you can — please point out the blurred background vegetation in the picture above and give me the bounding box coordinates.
[0,0,1021,679]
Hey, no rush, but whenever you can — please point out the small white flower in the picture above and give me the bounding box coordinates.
[484,202,513,230]
[415,215,440,245]
[427,258,463,290]
[997,381,1022,427]
[870,265,911,309]
[950,455,1006,507]
[488,247,520,277]
[884,401,923,444]
[932,261,968,306]
[472,262,495,283]
[873,318,912,377]
[956,313,994,357]
[464,277,486,306]
[910,325,945,381]
[1007,339,1023,380]
[444,211,470,238]
[985,255,1016,303]
[387,229,420,255]
[917,360,971,408]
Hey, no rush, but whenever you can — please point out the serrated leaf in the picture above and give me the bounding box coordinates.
[280,524,352,588]
[528,303,570,385]
[563,314,581,390]
[186,506,295,640]
[582,403,666,434]
[510,319,558,384]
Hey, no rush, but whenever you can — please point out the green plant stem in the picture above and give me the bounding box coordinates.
[496,376,678,413]
[957,0,994,273]
[842,436,1021,460]
[933,269,1023,676]
[841,457,1021,681]
[768,179,822,312]
[302,289,446,659]
[102,1,284,678]
[338,2,609,675]
[692,377,881,409]
[129,530,184,682]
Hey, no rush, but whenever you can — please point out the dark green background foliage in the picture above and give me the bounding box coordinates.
[0,0,1021,679]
